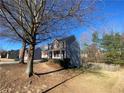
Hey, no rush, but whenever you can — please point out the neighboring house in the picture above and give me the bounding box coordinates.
[81,44,103,62]
[34,48,41,60]
[41,35,81,67]
[20,47,41,61]
[0,50,7,58]
[8,50,19,60]
[0,50,19,60]
[41,45,48,58]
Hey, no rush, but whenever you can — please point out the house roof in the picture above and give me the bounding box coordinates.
[47,35,76,50]
[56,35,76,44]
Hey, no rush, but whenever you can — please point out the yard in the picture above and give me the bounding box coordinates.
[49,68,124,93]
[0,62,124,93]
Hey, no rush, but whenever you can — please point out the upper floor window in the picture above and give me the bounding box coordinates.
[54,40,59,48]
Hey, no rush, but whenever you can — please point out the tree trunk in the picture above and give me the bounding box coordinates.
[26,43,35,77]
[19,40,26,64]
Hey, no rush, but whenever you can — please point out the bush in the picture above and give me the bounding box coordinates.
[42,58,48,62]
[60,58,70,68]
[105,58,113,64]
[113,60,124,65]
[15,58,19,61]
[49,59,70,68]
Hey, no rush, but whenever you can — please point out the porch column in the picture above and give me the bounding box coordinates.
[52,51,54,59]
[60,50,63,59]
[6,52,9,59]
[48,51,50,59]
[0,53,1,58]
[64,50,66,59]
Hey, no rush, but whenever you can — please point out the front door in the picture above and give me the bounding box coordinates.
[62,50,65,59]
[49,51,52,59]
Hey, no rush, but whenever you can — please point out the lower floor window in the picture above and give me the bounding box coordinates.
[54,51,60,57]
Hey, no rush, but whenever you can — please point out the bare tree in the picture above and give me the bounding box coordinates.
[0,27,27,63]
[0,0,98,77]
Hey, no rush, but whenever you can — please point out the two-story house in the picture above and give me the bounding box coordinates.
[41,35,81,67]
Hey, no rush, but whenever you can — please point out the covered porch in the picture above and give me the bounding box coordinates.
[48,49,66,59]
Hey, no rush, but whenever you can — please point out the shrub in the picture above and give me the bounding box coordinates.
[42,58,48,62]
[49,59,70,68]
[113,60,124,65]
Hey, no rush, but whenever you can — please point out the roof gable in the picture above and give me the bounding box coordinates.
[59,35,76,44]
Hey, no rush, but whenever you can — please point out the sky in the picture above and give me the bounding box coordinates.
[74,0,124,45]
[0,0,124,50]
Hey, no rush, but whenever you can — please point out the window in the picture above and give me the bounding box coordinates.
[54,51,60,57]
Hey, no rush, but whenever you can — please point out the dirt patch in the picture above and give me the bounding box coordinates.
[1,62,124,93]
[0,63,77,93]
[34,62,62,73]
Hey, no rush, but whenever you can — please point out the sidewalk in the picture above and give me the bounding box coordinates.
[0,61,19,65]
[0,60,42,65]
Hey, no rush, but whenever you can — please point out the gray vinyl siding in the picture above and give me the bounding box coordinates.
[66,41,81,67]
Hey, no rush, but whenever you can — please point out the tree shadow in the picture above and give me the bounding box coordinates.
[42,73,82,93]
[34,68,64,76]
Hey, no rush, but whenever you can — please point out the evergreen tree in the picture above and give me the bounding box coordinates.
[101,33,123,64]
